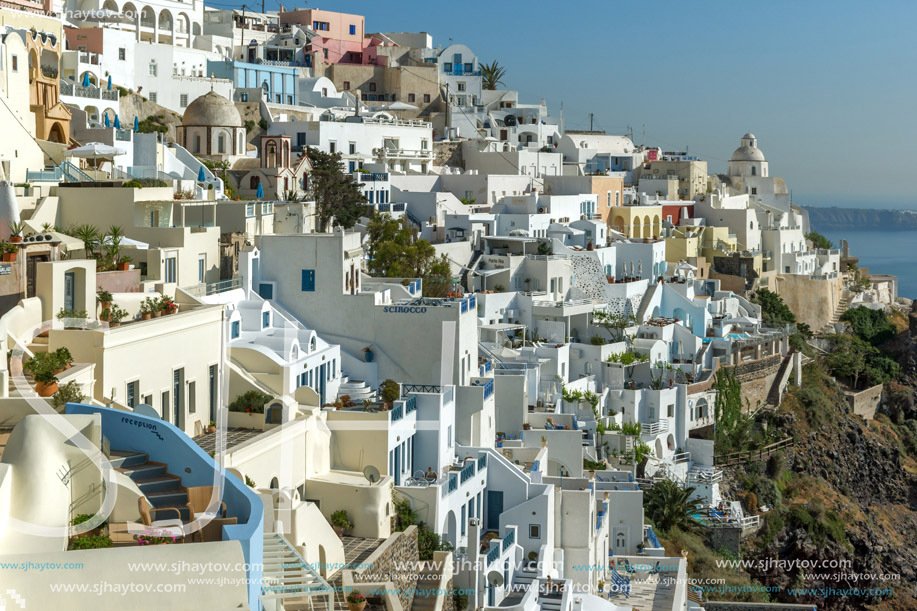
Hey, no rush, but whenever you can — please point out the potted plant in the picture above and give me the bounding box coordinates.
[117,255,132,271]
[207,420,217,434]
[51,380,84,412]
[52,347,73,373]
[541,435,548,448]
[33,368,59,397]
[137,528,177,545]
[160,296,178,315]
[363,346,374,362]
[151,296,163,318]
[2,242,17,262]
[139,297,155,320]
[330,510,353,538]
[378,378,400,409]
[97,289,113,311]
[106,304,129,327]
[57,308,88,329]
[8,221,24,243]
[346,593,366,611]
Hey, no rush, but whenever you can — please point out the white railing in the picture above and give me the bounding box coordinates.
[641,420,669,436]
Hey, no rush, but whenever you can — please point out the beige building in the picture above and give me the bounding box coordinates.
[543,175,625,226]
[320,63,443,119]
[636,158,708,200]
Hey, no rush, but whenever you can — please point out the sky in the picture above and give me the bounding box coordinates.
[244,0,917,209]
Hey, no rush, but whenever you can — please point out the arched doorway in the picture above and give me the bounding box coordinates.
[444,510,457,548]
[47,122,66,143]
[270,477,279,489]
[654,438,663,458]
[318,544,328,577]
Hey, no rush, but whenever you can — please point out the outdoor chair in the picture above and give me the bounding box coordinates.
[131,497,185,542]
[186,486,227,521]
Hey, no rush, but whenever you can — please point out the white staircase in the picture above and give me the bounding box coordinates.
[338,374,376,402]
[260,531,335,609]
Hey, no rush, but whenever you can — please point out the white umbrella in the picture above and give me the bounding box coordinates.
[379,101,418,111]
[509,228,529,236]
[675,262,697,272]
[67,142,127,160]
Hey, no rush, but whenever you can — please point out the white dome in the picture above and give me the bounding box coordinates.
[731,145,766,162]
[182,91,242,128]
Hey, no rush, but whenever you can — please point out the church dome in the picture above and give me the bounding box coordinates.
[182,91,242,128]
[730,145,766,162]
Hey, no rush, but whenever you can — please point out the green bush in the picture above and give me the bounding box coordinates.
[70,534,113,549]
[330,510,353,530]
[52,381,85,410]
[841,306,897,346]
[228,390,273,414]
[122,180,143,189]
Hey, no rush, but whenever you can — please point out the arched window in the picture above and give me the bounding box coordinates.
[616,532,626,548]
[310,336,317,352]
[250,176,260,189]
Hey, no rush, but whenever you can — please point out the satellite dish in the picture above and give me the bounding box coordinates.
[363,465,381,484]
[134,404,158,418]
[487,571,504,587]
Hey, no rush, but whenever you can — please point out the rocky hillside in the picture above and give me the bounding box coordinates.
[118,92,183,143]
[805,206,917,232]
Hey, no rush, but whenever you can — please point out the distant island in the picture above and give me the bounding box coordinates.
[804,206,917,231]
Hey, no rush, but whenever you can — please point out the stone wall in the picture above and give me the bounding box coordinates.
[350,525,420,611]
[708,270,748,295]
[845,384,883,420]
[773,273,842,331]
[706,526,742,556]
[434,141,462,168]
[729,354,782,411]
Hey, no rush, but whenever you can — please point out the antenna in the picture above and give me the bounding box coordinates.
[487,571,505,587]
[589,113,593,131]
[363,465,381,484]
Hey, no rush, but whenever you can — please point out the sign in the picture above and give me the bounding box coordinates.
[0,263,10,275]
[383,305,428,314]
[647,149,658,162]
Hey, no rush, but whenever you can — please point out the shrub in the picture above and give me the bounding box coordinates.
[417,523,453,560]
[56,308,88,321]
[70,534,113,549]
[122,180,144,189]
[379,379,400,405]
[330,510,353,531]
[51,380,85,410]
[228,390,273,414]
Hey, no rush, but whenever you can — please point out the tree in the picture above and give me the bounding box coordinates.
[805,231,834,250]
[751,288,796,326]
[644,479,702,533]
[593,310,636,342]
[480,61,506,90]
[306,147,368,232]
[826,334,900,389]
[841,306,896,346]
[713,367,750,452]
[366,213,452,297]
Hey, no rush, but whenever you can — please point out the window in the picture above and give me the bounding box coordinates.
[464,62,472,73]
[193,135,201,153]
[173,369,183,422]
[164,253,177,283]
[321,87,327,97]
[368,82,376,92]
[444,62,452,72]
[149,62,157,76]
[287,95,293,105]
[751,187,757,195]
[262,311,270,328]
[197,254,205,283]
[349,24,356,35]
[231,320,240,338]
[421,139,428,150]
[179,93,188,107]
[342,81,350,90]
[209,364,217,420]
[11,55,17,72]
[126,381,139,408]
[262,202,273,214]
[188,381,196,414]
[349,142,356,154]
[301,269,315,291]
[529,524,541,539]
[217,135,225,154]
[423,94,430,103]
[457,82,466,92]
[149,92,157,103]
[329,141,336,154]
[118,48,126,61]
[258,283,273,299]
[408,93,415,103]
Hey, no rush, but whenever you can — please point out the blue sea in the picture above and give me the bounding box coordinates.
[821,230,917,300]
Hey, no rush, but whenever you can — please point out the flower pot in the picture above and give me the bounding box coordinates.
[117,262,130,271]
[35,380,59,397]
[333,525,344,538]
[206,425,216,434]
[110,321,121,328]
[3,252,16,262]
[10,236,22,243]
[141,312,151,320]
[100,301,111,311]
[152,310,162,318]
[363,350,374,363]
[347,602,366,611]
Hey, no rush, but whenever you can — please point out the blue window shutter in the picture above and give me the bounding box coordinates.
[258,283,273,300]
[349,24,356,35]
[231,321,240,338]
[302,269,315,291]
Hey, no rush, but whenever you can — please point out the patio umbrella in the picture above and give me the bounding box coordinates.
[256,181,264,198]
[81,72,90,87]
[134,116,139,131]
[104,114,110,127]
[66,142,126,170]
[197,165,206,182]
[114,114,121,129]
[107,75,112,90]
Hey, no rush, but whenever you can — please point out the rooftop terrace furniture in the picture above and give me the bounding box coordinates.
[186,486,227,521]
[135,496,185,542]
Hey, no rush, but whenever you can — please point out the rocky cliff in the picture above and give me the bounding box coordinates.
[805,206,917,231]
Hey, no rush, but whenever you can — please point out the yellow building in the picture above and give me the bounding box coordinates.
[608,205,664,239]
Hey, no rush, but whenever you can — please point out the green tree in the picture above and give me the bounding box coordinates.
[480,61,507,90]
[840,306,896,346]
[644,479,702,532]
[306,147,368,232]
[713,368,750,452]
[593,310,636,342]
[805,231,834,250]
[366,213,452,297]
[751,288,796,326]
[827,334,899,389]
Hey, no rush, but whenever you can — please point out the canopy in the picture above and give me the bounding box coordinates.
[508,228,529,236]
[675,262,697,272]
[113,114,121,129]
[66,142,126,160]
[81,72,90,87]
[103,114,110,127]
[107,75,112,90]
[379,101,418,111]
[134,116,140,131]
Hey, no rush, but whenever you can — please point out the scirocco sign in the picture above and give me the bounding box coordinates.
[383,306,428,314]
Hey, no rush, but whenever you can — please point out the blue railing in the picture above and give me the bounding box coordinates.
[502,529,515,551]
[460,461,476,484]
[645,526,661,549]
[442,473,458,498]
[477,453,487,470]
[392,202,406,212]
[476,378,493,400]
[391,403,404,422]
[27,167,63,182]
[404,395,416,414]
[486,545,500,565]
[609,569,631,598]
[460,299,468,314]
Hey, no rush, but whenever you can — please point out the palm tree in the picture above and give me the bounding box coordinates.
[72,224,100,258]
[644,479,702,533]
[481,61,506,90]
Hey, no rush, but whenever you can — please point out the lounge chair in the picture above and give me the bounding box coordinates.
[186,486,227,521]
[131,497,185,542]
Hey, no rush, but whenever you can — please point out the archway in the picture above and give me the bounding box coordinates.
[652,215,661,238]
[47,122,66,143]
[318,544,328,577]
[632,216,642,239]
[79,70,98,87]
[158,9,173,31]
[192,22,201,36]
[444,510,457,548]
[102,0,118,11]
[666,433,676,452]
[140,6,155,29]
[612,215,625,234]
[270,477,279,489]
[654,438,663,458]
[643,216,651,240]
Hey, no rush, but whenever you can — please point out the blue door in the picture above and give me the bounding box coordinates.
[63,272,75,312]
[318,363,326,405]
[394,445,401,486]
[486,490,503,531]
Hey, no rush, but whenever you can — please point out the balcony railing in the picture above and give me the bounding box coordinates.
[473,378,494,400]
[501,529,515,551]
[477,453,487,470]
[391,403,404,422]
[486,545,500,565]
[60,79,120,101]
[641,420,669,436]
[183,277,241,297]
[460,461,476,484]
[373,148,434,161]
[357,172,390,182]
[441,473,458,498]
[644,526,661,548]
[402,384,442,395]
[404,395,416,415]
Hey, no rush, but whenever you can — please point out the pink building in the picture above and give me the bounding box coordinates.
[279,8,388,67]
[279,8,364,42]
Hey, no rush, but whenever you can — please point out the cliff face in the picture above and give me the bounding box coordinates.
[804,206,917,231]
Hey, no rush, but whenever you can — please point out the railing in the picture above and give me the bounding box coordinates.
[27,167,63,182]
[441,473,458,498]
[402,384,442,395]
[115,128,132,141]
[404,395,416,414]
[673,451,691,464]
[532,298,593,309]
[477,453,487,470]
[373,147,434,160]
[714,436,794,467]
[608,569,631,599]
[641,420,669,435]
[60,160,93,182]
[357,172,390,182]
[501,529,515,551]
[486,545,500,565]
[476,378,494,400]
[644,526,661,549]
[686,469,723,483]
[183,277,242,297]
[460,461,476,484]
[391,403,404,422]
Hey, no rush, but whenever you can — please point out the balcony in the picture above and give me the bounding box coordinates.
[373,147,434,161]
[60,79,120,101]
[472,378,494,400]
[356,172,390,182]
[640,420,669,436]
[532,298,594,317]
